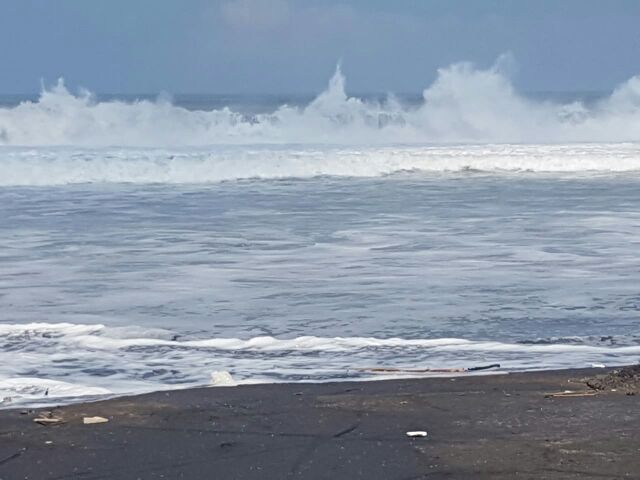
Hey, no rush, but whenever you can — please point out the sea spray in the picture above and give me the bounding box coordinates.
[1,58,640,147]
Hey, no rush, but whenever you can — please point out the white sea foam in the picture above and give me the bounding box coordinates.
[0,378,110,400]
[1,143,640,186]
[1,323,638,407]
[1,57,639,185]
[1,58,640,147]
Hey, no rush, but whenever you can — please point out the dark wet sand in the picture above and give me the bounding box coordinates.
[0,367,638,479]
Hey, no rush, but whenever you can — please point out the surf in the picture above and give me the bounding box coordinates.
[1,56,640,148]
[1,323,638,407]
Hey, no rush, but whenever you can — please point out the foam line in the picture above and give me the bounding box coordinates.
[1,143,640,186]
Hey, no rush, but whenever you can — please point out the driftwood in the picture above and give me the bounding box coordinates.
[359,364,501,374]
[33,417,63,425]
[544,390,599,398]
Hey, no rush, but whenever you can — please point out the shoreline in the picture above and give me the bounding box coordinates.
[1,366,638,479]
[3,360,634,411]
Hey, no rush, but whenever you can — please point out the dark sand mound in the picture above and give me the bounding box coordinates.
[585,364,640,394]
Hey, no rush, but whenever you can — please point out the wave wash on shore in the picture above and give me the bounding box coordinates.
[1,56,640,147]
[1,323,638,407]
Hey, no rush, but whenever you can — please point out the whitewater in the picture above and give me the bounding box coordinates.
[1,58,640,406]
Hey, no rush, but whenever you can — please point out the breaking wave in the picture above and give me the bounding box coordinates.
[1,323,638,407]
[1,56,640,148]
[1,56,640,185]
[2,143,640,186]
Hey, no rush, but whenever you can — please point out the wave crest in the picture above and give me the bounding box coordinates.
[1,58,640,147]
[1,144,640,186]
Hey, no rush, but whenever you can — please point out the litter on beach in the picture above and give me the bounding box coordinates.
[359,363,501,374]
[210,371,237,387]
[406,431,428,437]
[83,416,109,424]
[544,390,599,398]
[33,417,63,425]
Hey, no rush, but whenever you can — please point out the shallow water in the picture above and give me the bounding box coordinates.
[1,173,640,405]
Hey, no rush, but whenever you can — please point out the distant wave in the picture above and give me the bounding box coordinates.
[1,55,640,148]
[2,144,640,186]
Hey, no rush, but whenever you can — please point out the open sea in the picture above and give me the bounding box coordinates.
[1,64,640,406]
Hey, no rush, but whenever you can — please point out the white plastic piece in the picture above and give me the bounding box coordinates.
[406,431,428,437]
[83,416,109,424]
[210,371,237,387]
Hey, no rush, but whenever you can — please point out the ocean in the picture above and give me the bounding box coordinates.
[1,63,640,406]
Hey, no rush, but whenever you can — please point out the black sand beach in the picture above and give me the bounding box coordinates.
[1,367,638,479]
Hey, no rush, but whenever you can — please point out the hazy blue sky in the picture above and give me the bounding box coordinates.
[1,0,640,94]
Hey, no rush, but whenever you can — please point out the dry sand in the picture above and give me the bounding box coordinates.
[0,367,638,479]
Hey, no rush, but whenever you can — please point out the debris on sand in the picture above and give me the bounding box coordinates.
[210,371,237,387]
[360,363,501,374]
[406,431,428,437]
[544,390,598,398]
[83,416,109,425]
[585,365,640,395]
[33,411,64,426]
[33,417,63,425]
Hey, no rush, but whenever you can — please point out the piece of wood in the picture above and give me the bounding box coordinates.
[33,417,62,425]
[360,367,466,373]
[358,364,501,374]
[544,391,599,398]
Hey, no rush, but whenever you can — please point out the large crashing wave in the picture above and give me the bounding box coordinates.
[2,57,640,147]
[2,58,640,185]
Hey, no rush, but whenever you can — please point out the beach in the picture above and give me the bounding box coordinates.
[3,2,640,479]
[1,366,638,479]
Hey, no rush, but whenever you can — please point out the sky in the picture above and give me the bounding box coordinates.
[1,0,640,94]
